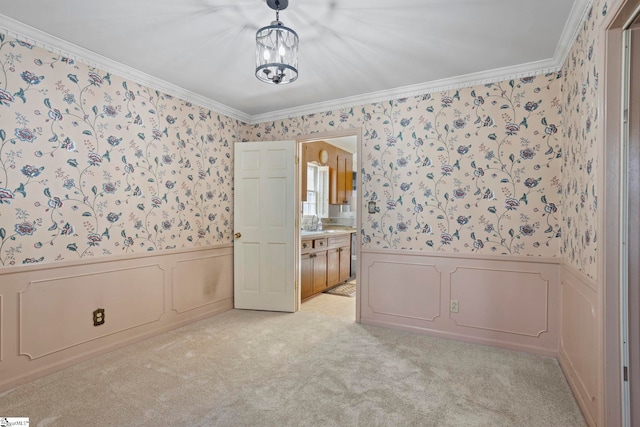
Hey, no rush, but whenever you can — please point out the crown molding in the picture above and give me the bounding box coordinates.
[249,58,562,124]
[0,15,252,124]
[250,0,593,124]
[1,0,592,126]
[553,0,593,67]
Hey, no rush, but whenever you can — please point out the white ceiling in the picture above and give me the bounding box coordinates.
[0,0,588,123]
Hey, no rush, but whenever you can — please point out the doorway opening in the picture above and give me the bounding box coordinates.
[602,1,640,425]
[296,130,361,321]
[622,10,640,426]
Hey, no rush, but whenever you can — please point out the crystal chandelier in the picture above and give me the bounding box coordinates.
[255,0,299,84]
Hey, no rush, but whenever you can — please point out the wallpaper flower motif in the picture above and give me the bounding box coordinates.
[560,0,608,279]
[245,74,563,256]
[0,34,237,267]
[3,14,600,267]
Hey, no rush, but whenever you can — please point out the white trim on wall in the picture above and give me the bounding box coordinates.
[0,243,234,276]
[250,59,561,123]
[0,0,591,124]
[554,0,596,65]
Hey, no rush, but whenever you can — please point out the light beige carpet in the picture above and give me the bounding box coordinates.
[0,310,585,426]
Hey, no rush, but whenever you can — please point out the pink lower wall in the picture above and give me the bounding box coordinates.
[0,244,233,392]
[559,258,600,426]
[357,249,606,424]
[1,242,593,418]
[359,249,561,356]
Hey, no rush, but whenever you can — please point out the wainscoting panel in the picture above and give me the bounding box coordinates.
[368,261,441,321]
[19,265,165,360]
[0,244,233,393]
[360,249,561,356]
[559,264,599,426]
[171,253,233,314]
[450,267,549,337]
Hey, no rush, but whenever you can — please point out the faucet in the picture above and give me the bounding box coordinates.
[302,215,319,231]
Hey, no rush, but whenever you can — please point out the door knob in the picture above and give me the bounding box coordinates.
[234,232,242,239]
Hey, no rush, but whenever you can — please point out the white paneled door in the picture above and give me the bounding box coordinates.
[233,141,297,312]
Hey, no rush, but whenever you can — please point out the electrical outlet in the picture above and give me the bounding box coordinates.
[93,308,105,326]
[450,299,459,313]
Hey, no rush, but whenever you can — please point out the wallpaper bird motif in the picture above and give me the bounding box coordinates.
[0,11,603,276]
[0,34,236,266]
[245,75,563,257]
[560,0,608,280]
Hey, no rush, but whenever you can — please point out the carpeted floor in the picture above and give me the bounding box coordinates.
[0,309,585,426]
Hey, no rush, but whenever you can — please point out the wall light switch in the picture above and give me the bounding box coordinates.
[368,200,376,214]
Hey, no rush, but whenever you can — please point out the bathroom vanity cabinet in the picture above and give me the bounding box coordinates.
[300,231,352,301]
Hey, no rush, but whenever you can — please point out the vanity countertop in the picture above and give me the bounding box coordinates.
[300,228,356,239]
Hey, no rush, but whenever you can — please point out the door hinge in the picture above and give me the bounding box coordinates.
[624,366,629,382]
[624,108,629,124]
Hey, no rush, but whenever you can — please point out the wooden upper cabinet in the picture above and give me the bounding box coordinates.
[330,151,352,205]
[337,152,351,205]
[329,166,337,205]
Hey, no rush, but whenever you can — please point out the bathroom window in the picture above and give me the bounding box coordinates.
[303,164,328,217]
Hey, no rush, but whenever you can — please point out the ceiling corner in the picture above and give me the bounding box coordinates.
[0,13,252,124]
[553,0,594,68]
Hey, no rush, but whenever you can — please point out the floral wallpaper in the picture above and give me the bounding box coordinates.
[2,2,609,269]
[560,0,608,279]
[245,74,564,256]
[0,34,237,267]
